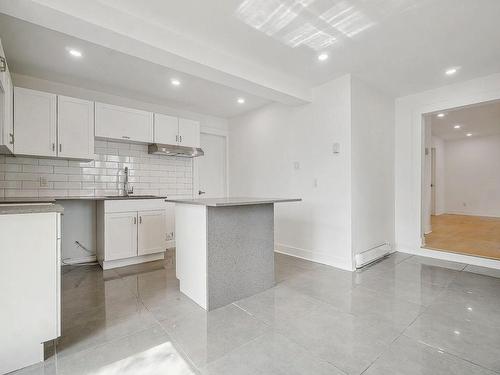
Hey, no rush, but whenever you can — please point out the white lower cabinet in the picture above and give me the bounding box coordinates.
[105,212,138,261]
[0,210,61,374]
[97,199,168,269]
[138,210,167,256]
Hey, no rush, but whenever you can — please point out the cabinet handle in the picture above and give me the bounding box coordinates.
[179,135,182,143]
[176,135,178,142]
[122,136,130,139]
[139,216,142,224]
[9,133,14,145]
[52,143,55,151]
[0,56,5,72]
[59,144,62,152]
[133,216,137,224]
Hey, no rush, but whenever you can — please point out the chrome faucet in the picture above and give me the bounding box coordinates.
[123,167,134,196]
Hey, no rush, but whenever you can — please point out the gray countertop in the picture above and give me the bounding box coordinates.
[0,203,64,215]
[165,197,302,207]
[0,195,168,204]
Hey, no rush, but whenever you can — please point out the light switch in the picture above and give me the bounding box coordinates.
[333,142,340,154]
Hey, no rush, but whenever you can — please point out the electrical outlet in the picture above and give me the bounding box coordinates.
[39,176,48,188]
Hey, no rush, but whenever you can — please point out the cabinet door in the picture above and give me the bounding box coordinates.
[105,212,138,261]
[14,87,57,157]
[138,210,167,256]
[0,68,14,153]
[57,95,94,160]
[178,118,200,148]
[165,202,175,242]
[95,102,153,143]
[154,113,179,145]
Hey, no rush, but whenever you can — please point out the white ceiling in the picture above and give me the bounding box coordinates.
[1,0,500,116]
[430,100,500,141]
[0,14,271,118]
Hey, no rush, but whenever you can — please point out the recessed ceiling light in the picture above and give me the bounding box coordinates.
[237,97,245,104]
[445,67,458,76]
[437,113,445,118]
[170,78,181,86]
[318,53,329,61]
[466,133,472,137]
[454,125,461,129]
[68,48,82,58]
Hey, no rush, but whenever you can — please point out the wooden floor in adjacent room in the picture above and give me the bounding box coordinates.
[424,214,500,260]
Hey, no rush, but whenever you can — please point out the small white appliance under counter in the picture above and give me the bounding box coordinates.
[0,203,63,375]
[167,197,301,311]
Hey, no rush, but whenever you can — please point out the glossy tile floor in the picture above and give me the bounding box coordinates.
[425,214,500,260]
[12,251,500,375]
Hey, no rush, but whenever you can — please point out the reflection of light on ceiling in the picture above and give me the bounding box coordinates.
[320,2,374,37]
[91,342,196,375]
[236,0,303,36]
[284,23,337,49]
[236,0,422,52]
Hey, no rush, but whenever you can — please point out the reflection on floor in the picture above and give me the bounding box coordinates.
[12,250,500,375]
[425,214,500,260]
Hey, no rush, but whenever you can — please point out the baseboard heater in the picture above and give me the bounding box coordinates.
[355,243,391,269]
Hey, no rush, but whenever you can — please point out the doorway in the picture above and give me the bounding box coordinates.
[195,132,227,198]
[421,100,500,260]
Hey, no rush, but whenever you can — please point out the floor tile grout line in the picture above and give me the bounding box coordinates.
[401,333,500,374]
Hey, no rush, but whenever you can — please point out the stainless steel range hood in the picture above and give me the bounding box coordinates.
[148,143,204,158]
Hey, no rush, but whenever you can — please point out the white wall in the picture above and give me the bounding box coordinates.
[350,78,395,256]
[444,134,500,217]
[228,75,353,270]
[395,72,500,261]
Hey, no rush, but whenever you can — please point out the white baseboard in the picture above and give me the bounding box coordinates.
[63,255,97,265]
[100,253,164,270]
[275,243,354,271]
[445,210,500,218]
[397,246,500,270]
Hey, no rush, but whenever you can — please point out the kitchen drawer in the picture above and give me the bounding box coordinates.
[104,198,166,213]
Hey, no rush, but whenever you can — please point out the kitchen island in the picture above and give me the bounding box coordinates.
[166,197,301,310]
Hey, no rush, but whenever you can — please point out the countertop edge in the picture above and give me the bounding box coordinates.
[165,198,302,207]
[0,203,64,215]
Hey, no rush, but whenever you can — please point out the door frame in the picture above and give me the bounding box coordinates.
[192,126,229,198]
[402,79,500,269]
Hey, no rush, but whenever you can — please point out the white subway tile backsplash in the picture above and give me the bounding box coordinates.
[53,181,82,189]
[0,140,193,198]
[22,165,53,173]
[0,181,22,188]
[5,157,38,165]
[0,164,22,172]
[39,159,69,167]
[5,189,39,197]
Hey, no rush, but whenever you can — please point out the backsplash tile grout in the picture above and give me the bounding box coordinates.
[0,140,193,198]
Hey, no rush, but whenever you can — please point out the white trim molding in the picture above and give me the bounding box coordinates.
[398,248,500,270]
[276,243,354,271]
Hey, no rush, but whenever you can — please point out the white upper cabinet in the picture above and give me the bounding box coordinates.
[57,96,94,160]
[178,118,200,148]
[0,56,14,154]
[154,113,179,145]
[0,37,14,155]
[153,113,200,148]
[14,87,57,157]
[95,102,153,143]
